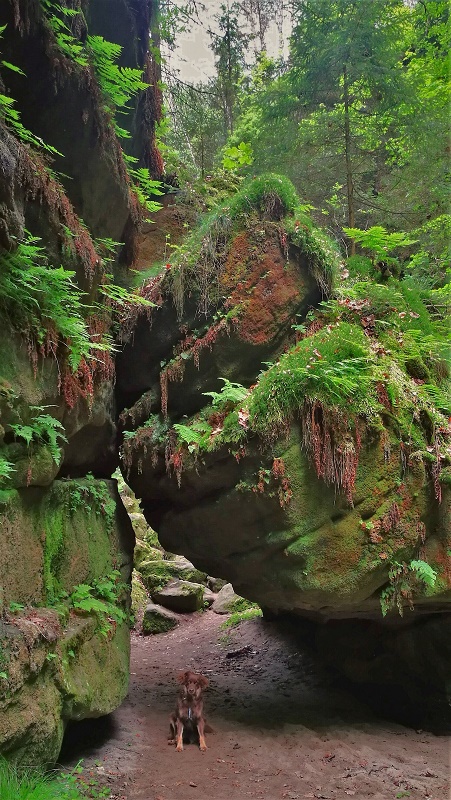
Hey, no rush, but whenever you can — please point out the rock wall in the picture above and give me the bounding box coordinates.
[0,0,159,764]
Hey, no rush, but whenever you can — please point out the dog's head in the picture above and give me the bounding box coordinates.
[177,670,209,700]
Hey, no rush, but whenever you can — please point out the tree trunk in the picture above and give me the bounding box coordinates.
[343,64,356,255]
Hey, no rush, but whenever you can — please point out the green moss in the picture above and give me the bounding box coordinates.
[42,504,66,604]
[439,467,451,486]
[131,570,148,618]
[165,173,338,318]
[138,559,206,593]
[221,606,262,628]
[142,609,177,634]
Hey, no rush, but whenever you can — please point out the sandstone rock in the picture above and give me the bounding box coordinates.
[142,602,179,635]
[151,581,205,613]
[131,569,149,620]
[139,558,207,594]
[0,480,134,764]
[134,539,162,570]
[212,584,244,614]
[129,512,152,540]
[207,576,228,593]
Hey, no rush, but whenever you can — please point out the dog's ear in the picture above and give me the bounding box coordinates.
[177,671,189,684]
[198,675,209,689]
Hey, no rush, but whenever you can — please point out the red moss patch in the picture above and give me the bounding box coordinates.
[221,226,303,346]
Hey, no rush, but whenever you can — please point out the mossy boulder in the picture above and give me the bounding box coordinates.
[0,480,134,764]
[0,612,130,766]
[142,602,179,634]
[131,569,149,621]
[212,584,246,614]
[151,580,205,613]
[139,557,208,594]
[134,538,162,569]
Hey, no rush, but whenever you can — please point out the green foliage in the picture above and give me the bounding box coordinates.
[58,760,112,799]
[122,155,164,216]
[409,560,437,588]
[203,378,248,408]
[220,605,263,629]
[343,226,418,263]
[0,457,15,486]
[0,234,110,372]
[10,407,67,464]
[40,1,88,66]
[249,322,374,433]
[86,35,147,137]
[173,420,212,453]
[61,474,116,523]
[0,756,85,800]
[380,559,437,617]
[69,571,127,637]
[227,173,299,219]
[222,141,254,171]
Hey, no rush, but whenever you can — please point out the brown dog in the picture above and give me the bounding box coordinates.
[169,670,209,752]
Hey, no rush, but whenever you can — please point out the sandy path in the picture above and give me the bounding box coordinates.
[60,612,450,800]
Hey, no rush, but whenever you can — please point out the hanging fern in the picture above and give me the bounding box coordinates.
[0,25,62,155]
[40,1,88,66]
[86,35,148,136]
[0,233,111,371]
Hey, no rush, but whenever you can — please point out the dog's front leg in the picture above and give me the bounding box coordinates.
[175,719,184,752]
[197,718,207,752]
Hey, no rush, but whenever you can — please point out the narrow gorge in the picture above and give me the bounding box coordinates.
[0,0,449,784]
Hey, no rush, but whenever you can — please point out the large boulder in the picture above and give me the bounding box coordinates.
[152,580,205,613]
[142,602,179,634]
[0,481,134,765]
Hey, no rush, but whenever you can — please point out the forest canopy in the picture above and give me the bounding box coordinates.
[160,0,449,282]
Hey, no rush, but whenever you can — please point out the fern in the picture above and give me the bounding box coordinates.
[0,457,15,484]
[86,35,147,135]
[203,378,248,408]
[410,560,437,589]
[40,1,88,66]
[0,233,112,371]
[173,420,212,451]
[10,407,67,464]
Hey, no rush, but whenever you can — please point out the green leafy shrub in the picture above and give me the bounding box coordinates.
[0,457,15,486]
[40,1,88,66]
[86,35,147,136]
[343,225,417,264]
[203,378,248,408]
[380,559,437,617]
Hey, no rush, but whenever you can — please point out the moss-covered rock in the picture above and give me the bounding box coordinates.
[211,583,248,614]
[131,569,148,620]
[0,479,134,764]
[142,602,179,634]
[151,580,205,612]
[139,558,207,594]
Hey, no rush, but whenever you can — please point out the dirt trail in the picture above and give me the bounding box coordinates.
[60,612,450,800]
